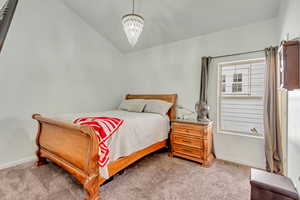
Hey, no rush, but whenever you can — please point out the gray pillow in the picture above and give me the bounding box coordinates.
[118,99,146,112]
[143,100,173,115]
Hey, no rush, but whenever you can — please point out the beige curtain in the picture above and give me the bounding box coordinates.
[198,57,212,120]
[199,57,212,104]
[0,0,18,53]
[264,47,283,174]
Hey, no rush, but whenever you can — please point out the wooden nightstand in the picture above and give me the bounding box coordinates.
[170,119,214,167]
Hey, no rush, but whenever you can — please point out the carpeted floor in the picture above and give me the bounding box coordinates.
[0,150,251,200]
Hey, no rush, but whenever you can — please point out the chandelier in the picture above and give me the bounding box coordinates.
[122,0,144,47]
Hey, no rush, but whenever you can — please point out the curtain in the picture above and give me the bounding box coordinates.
[264,47,283,174]
[199,57,212,104]
[0,0,18,53]
[197,56,212,121]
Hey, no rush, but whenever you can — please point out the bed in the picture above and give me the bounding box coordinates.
[33,94,177,200]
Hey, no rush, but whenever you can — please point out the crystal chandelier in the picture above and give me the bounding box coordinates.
[122,0,144,47]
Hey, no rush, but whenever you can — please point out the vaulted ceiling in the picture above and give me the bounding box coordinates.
[61,0,281,52]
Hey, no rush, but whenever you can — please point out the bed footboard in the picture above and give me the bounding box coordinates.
[33,114,100,200]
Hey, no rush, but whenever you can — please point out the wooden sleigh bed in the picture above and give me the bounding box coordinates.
[32,94,177,200]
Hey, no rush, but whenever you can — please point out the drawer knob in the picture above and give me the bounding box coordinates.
[182,140,191,143]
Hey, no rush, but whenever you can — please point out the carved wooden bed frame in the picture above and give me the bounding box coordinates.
[33,94,177,200]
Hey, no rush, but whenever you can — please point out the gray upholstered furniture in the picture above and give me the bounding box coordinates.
[250,168,299,200]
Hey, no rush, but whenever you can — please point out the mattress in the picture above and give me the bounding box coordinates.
[52,110,170,178]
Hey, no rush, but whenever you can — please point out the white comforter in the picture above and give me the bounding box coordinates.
[52,110,170,178]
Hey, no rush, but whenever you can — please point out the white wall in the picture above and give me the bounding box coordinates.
[278,0,300,191]
[279,0,300,40]
[125,19,279,168]
[0,0,127,168]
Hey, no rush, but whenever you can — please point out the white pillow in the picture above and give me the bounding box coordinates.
[118,99,146,112]
[143,100,173,115]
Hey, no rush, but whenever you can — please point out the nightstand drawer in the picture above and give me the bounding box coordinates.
[173,144,203,158]
[172,123,206,137]
[173,134,203,149]
[172,126,203,135]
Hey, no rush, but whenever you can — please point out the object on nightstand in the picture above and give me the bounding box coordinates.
[195,101,210,122]
[170,119,214,167]
[176,105,197,120]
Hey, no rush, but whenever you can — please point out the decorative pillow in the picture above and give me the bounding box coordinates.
[118,99,146,112]
[143,100,173,115]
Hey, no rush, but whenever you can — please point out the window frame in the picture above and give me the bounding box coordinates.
[217,58,266,138]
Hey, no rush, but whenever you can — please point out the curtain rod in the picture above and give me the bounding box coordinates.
[211,49,265,59]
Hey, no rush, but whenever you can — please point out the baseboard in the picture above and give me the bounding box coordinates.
[0,156,36,170]
[216,158,265,170]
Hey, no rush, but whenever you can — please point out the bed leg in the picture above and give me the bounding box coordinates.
[35,150,48,167]
[36,157,48,167]
[84,175,100,200]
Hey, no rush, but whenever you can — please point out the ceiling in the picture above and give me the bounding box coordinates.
[61,0,281,53]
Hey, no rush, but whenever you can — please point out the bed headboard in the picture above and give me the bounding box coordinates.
[125,94,177,120]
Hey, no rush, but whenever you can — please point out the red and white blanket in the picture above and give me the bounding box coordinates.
[73,117,124,167]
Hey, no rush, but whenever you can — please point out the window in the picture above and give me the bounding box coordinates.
[222,75,226,83]
[232,83,242,92]
[218,59,266,137]
[233,73,242,82]
[221,75,226,92]
[222,84,226,92]
[232,73,243,93]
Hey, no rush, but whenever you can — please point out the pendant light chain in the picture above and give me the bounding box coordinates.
[132,0,135,14]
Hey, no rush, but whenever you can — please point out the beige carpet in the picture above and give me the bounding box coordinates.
[0,150,250,200]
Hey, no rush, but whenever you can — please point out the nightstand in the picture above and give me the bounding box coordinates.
[170,119,214,167]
